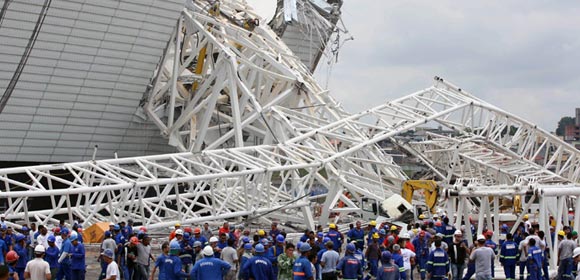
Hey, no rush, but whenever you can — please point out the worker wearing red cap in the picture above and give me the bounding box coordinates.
[484,230,498,278]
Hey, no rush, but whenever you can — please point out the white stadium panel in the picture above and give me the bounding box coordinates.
[0,0,185,162]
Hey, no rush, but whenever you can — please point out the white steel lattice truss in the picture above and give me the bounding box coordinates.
[1,1,580,261]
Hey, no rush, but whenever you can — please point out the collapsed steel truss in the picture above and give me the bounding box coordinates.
[0,3,579,263]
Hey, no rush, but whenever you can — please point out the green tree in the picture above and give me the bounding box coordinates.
[556,116,576,136]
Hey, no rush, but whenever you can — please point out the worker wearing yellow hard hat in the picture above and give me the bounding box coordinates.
[329,223,336,229]
[390,225,398,231]
[258,229,266,236]
[523,214,529,220]
[418,214,425,220]
[370,220,377,226]
[372,232,380,239]
[558,230,566,237]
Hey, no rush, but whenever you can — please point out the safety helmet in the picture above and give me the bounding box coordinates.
[372,232,380,239]
[183,232,190,239]
[175,223,181,227]
[435,221,442,227]
[244,243,253,250]
[69,233,78,242]
[299,243,312,252]
[296,242,303,250]
[184,227,192,233]
[260,238,270,245]
[276,234,285,243]
[323,237,331,244]
[34,245,45,253]
[255,244,265,253]
[381,251,392,262]
[379,229,386,235]
[113,225,120,231]
[523,214,529,219]
[390,225,398,231]
[258,229,266,236]
[454,230,463,236]
[21,226,29,232]
[418,214,425,219]
[6,250,19,263]
[572,231,578,237]
[130,236,139,245]
[573,247,580,258]
[346,243,356,252]
[558,230,566,237]
[477,234,486,241]
[329,223,336,229]
[400,232,410,239]
[203,246,214,256]
[15,234,26,242]
[169,241,180,251]
[47,235,56,243]
[194,227,201,234]
[242,236,250,243]
[369,220,377,226]
[175,229,183,235]
[139,226,147,233]
[209,236,219,243]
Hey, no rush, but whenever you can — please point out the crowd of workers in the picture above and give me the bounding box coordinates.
[1,213,580,280]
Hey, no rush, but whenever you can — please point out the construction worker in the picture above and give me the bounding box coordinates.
[56,229,72,280]
[326,224,343,253]
[391,244,406,280]
[426,239,449,280]
[45,235,59,280]
[377,251,400,280]
[24,245,51,280]
[558,231,577,280]
[267,234,285,277]
[526,238,543,280]
[469,235,494,280]
[163,241,189,280]
[13,234,28,280]
[242,243,274,280]
[448,230,468,280]
[69,233,84,280]
[412,231,430,280]
[6,250,19,280]
[337,243,363,280]
[190,245,231,280]
[293,243,314,280]
[366,233,382,279]
[500,233,518,280]
[483,230,497,278]
[573,247,580,280]
[441,217,455,246]
[347,221,365,251]
[368,221,378,245]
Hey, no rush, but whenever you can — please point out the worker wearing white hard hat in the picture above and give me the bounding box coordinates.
[24,245,51,280]
[190,246,231,279]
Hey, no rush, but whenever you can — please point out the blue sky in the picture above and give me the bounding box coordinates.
[246,1,580,132]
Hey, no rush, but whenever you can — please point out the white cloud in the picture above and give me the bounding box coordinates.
[246,1,580,131]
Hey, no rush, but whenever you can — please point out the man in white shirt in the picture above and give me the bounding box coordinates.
[36,226,49,249]
[24,245,51,280]
[102,249,119,280]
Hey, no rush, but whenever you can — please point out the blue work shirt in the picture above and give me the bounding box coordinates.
[337,254,363,280]
[242,255,275,280]
[0,238,6,264]
[527,245,543,268]
[377,263,401,280]
[426,247,449,277]
[60,239,72,265]
[392,252,406,280]
[44,245,60,268]
[14,243,28,268]
[154,254,168,280]
[190,256,231,280]
[326,230,343,251]
[292,255,313,280]
[162,255,189,280]
[70,242,85,270]
[499,240,519,266]
[347,228,365,250]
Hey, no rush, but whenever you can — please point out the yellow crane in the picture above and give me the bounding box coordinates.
[401,180,439,214]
